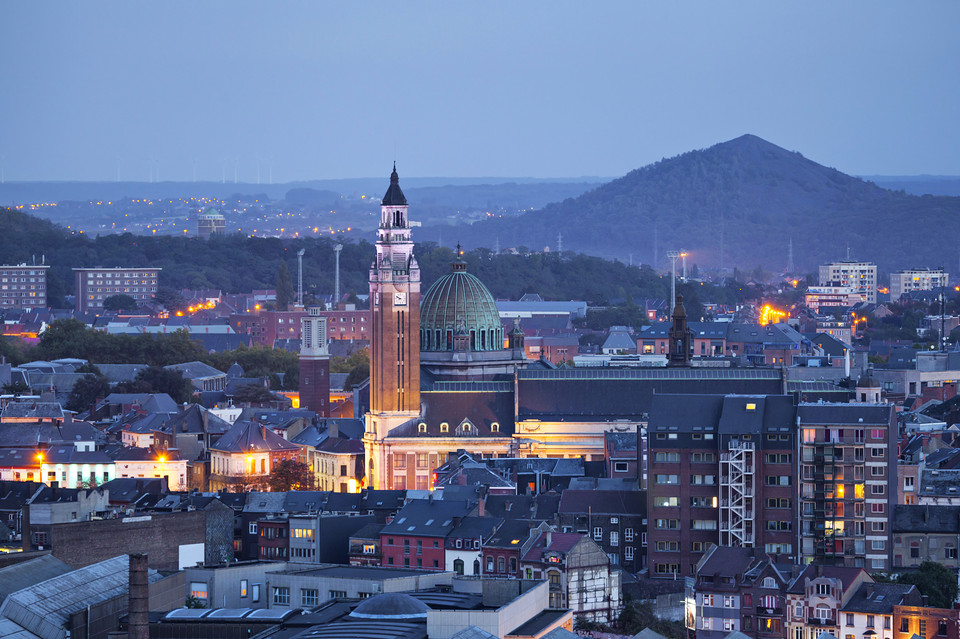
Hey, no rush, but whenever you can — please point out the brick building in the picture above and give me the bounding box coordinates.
[73,267,160,313]
[231,308,370,346]
[647,393,798,578]
[379,498,474,570]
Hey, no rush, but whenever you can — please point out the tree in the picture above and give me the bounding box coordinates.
[66,373,111,413]
[268,459,314,491]
[153,287,186,312]
[276,261,295,311]
[232,383,277,405]
[114,366,194,404]
[897,561,959,608]
[103,294,139,312]
[1,380,30,396]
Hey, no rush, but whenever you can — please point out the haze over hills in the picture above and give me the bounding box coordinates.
[444,135,960,274]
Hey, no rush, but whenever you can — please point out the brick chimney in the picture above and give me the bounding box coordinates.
[128,553,149,639]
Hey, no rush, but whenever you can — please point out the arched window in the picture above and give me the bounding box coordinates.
[453,559,464,575]
[762,577,777,589]
[473,559,480,575]
[418,423,427,433]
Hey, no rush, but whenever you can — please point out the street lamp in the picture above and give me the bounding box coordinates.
[667,251,680,315]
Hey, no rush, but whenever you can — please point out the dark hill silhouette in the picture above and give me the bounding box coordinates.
[447,134,960,273]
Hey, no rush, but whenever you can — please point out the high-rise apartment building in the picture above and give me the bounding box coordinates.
[646,393,797,578]
[889,268,949,300]
[73,267,160,313]
[0,264,49,309]
[797,403,896,570]
[818,261,878,304]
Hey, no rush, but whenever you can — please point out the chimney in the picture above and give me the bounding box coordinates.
[922,594,929,607]
[477,496,485,518]
[544,530,552,547]
[328,421,338,439]
[128,553,149,639]
[260,424,267,440]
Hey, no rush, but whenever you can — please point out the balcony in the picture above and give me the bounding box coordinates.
[808,618,836,626]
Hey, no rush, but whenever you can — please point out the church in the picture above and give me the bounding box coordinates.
[362,167,785,490]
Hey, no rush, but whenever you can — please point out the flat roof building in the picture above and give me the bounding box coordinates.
[73,267,160,313]
[0,264,49,309]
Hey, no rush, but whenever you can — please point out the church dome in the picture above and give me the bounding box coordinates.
[420,259,504,352]
[348,592,429,620]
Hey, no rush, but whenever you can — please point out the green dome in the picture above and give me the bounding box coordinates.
[420,260,504,352]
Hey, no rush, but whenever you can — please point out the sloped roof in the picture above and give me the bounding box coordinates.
[380,499,474,538]
[0,555,72,604]
[0,402,64,420]
[559,490,644,516]
[841,582,917,613]
[210,420,300,454]
[157,404,231,435]
[0,555,162,639]
[521,531,583,563]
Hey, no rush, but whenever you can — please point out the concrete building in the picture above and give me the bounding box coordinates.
[890,268,949,301]
[805,286,862,313]
[73,267,160,313]
[0,263,49,309]
[797,403,897,570]
[819,261,878,304]
[520,530,621,623]
[197,207,226,238]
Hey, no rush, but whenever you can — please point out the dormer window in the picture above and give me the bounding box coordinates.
[418,423,427,433]
[491,422,500,433]
[440,422,449,433]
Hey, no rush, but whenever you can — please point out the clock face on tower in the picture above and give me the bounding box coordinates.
[394,292,407,306]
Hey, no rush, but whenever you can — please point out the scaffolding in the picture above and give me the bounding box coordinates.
[720,440,755,547]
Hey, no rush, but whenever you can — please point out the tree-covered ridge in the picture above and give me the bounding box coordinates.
[452,134,960,272]
[0,207,755,308]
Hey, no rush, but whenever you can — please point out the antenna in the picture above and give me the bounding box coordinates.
[233,157,239,184]
[494,237,500,255]
[334,244,343,308]
[653,223,659,268]
[268,155,274,185]
[297,249,305,307]
[719,211,725,273]
[846,245,851,260]
[557,232,563,256]
[787,237,794,273]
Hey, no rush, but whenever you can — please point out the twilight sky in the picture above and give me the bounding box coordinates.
[2,1,958,182]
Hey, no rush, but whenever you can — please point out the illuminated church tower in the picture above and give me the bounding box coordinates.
[364,165,421,487]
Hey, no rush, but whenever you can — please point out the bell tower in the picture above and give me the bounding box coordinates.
[364,164,421,488]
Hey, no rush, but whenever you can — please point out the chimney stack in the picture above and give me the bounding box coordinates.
[128,553,149,639]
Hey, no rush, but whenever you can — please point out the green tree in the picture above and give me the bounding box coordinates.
[114,366,194,404]
[66,373,111,413]
[268,459,314,491]
[276,261,295,311]
[153,287,186,312]
[897,561,959,608]
[102,294,139,312]
[1,380,30,396]
[232,383,277,405]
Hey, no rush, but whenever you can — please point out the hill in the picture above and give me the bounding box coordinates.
[445,135,960,273]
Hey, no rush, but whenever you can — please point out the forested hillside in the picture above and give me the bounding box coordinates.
[0,207,754,309]
[448,135,960,272]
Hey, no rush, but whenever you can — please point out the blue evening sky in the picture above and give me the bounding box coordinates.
[1,1,958,182]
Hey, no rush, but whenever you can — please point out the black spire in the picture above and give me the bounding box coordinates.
[382,162,407,206]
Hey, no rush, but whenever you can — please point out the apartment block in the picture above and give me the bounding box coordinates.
[646,393,798,578]
[819,261,878,304]
[797,403,897,569]
[890,268,949,300]
[0,264,49,309]
[73,267,160,313]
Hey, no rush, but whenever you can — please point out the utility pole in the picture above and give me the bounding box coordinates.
[668,250,680,315]
[334,244,343,309]
[297,249,305,308]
